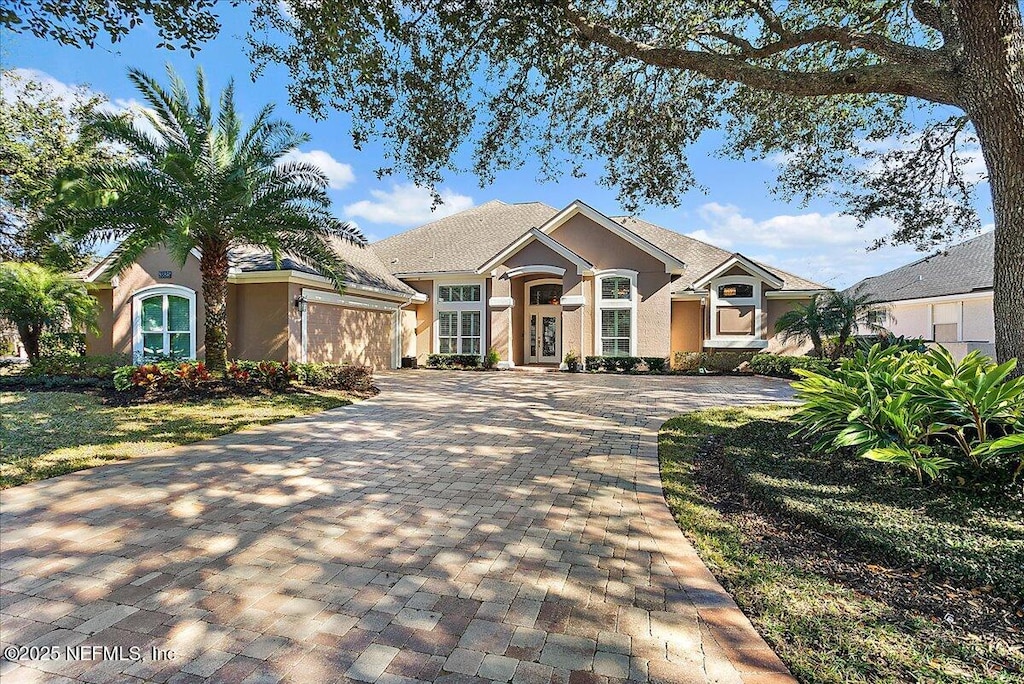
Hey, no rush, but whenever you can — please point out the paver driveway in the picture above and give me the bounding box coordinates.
[1,372,797,684]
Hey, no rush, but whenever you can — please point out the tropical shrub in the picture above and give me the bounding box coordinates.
[749,353,828,379]
[0,261,98,363]
[113,360,373,394]
[775,292,889,359]
[564,348,581,372]
[483,346,501,369]
[791,344,1024,485]
[39,331,86,357]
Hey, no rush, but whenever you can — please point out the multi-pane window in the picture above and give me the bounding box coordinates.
[600,276,631,300]
[140,293,193,359]
[717,283,754,298]
[460,311,481,355]
[438,311,459,353]
[601,309,631,357]
[437,284,481,302]
[438,309,481,354]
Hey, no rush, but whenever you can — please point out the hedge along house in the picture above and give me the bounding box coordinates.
[80,199,827,369]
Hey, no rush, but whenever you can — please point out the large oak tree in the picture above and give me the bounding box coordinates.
[242,0,1023,367]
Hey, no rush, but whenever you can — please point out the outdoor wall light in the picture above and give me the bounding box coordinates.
[294,295,308,314]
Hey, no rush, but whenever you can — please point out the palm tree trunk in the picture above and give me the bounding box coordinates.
[199,243,230,374]
[18,323,41,364]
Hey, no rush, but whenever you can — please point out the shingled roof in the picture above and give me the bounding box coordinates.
[229,238,419,296]
[371,200,828,291]
[845,231,994,303]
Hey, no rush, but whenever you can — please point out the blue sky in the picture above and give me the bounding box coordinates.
[2,5,993,289]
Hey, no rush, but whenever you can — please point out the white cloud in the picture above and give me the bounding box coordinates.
[686,202,930,289]
[280,149,356,189]
[344,183,474,226]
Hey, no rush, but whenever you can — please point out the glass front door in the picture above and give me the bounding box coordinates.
[526,307,560,364]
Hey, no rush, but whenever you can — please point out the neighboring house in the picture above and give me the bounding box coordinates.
[846,231,995,360]
[83,199,828,369]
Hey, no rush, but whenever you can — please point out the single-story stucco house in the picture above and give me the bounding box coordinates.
[846,231,995,360]
[82,199,829,369]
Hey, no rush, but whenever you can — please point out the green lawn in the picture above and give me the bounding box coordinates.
[659,405,1023,684]
[0,389,354,488]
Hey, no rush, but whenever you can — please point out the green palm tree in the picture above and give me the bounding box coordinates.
[0,261,98,363]
[52,66,363,372]
[828,291,890,359]
[774,294,831,358]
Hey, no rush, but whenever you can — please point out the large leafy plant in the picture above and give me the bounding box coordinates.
[792,344,1024,485]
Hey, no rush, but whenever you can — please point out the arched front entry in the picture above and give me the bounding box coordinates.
[524,279,563,364]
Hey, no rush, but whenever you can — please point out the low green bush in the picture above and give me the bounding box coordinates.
[792,343,1024,486]
[483,346,501,370]
[671,350,755,373]
[24,353,131,379]
[749,353,828,379]
[38,332,86,358]
[426,353,481,369]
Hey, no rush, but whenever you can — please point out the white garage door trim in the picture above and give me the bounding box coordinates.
[300,288,401,368]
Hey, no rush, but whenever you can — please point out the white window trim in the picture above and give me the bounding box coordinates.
[434,278,487,356]
[706,275,762,343]
[132,284,197,361]
[594,269,638,357]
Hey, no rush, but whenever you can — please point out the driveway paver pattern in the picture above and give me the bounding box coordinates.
[1,372,797,683]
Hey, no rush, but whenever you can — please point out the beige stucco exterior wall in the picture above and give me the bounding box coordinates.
[670,301,703,354]
[400,309,417,358]
[548,214,673,358]
[90,246,208,359]
[962,296,995,341]
[404,280,433,362]
[231,282,289,361]
[511,277,525,365]
[85,288,115,356]
[765,298,814,355]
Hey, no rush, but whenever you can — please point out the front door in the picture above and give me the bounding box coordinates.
[526,307,561,364]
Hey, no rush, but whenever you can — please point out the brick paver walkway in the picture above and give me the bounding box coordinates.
[1,372,797,684]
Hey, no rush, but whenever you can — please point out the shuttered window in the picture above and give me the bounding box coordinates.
[601,309,631,357]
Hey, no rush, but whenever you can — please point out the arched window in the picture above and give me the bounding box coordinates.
[594,269,638,357]
[132,285,197,360]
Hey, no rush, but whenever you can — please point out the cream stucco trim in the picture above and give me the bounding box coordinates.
[704,338,769,349]
[433,276,487,357]
[593,269,638,357]
[764,289,830,299]
[231,269,425,304]
[708,275,763,342]
[489,296,515,308]
[131,284,197,361]
[503,264,567,279]
[559,295,585,306]
[693,254,785,290]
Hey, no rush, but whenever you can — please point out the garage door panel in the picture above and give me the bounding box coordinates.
[306,303,393,369]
